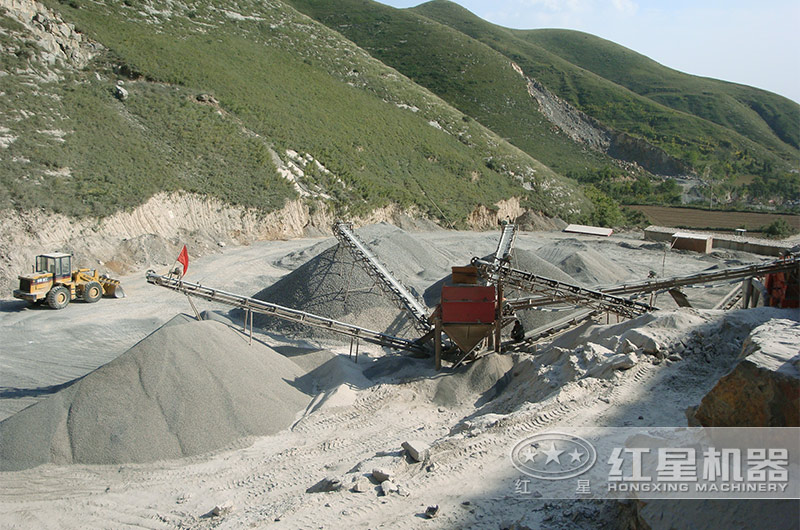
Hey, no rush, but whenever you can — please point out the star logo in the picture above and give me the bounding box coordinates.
[521,446,538,463]
[542,443,564,466]
[568,448,584,464]
[511,432,597,480]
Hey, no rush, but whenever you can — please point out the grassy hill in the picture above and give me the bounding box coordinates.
[411,1,799,192]
[285,0,797,208]
[285,0,622,179]
[2,0,796,230]
[516,28,799,152]
[0,0,587,224]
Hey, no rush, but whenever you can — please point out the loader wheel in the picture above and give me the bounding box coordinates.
[83,281,103,303]
[46,286,70,310]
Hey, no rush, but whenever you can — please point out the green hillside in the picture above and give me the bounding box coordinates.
[517,29,799,152]
[3,0,796,229]
[0,0,586,223]
[411,0,799,178]
[285,0,624,179]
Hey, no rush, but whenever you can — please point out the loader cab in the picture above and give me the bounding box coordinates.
[35,253,72,281]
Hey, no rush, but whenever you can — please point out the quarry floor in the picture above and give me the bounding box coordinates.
[0,226,796,529]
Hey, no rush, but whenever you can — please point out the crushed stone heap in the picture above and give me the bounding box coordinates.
[247,223,454,340]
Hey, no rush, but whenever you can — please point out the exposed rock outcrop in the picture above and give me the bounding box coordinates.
[608,131,692,176]
[1,0,99,69]
[693,317,800,427]
[466,197,526,230]
[0,192,448,293]
[514,62,692,177]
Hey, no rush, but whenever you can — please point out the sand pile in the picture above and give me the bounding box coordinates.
[503,248,587,332]
[0,315,310,471]
[535,239,630,286]
[508,248,576,284]
[431,354,514,408]
[249,223,453,339]
[491,307,792,415]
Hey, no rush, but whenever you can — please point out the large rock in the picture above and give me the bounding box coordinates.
[402,440,430,463]
[694,318,799,427]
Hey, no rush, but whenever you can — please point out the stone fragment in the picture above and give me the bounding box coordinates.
[425,505,440,519]
[208,500,233,517]
[351,476,371,493]
[114,84,128,101]
[402,440,430,462]
[372,468,391,483]
[380,480,398,496]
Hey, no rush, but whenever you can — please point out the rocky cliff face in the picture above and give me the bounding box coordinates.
[0,194,329,293]
[1,0,99,70]
[515,62,691,177]
[0,192,559,293]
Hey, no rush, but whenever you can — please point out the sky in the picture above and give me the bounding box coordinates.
[376,0,800,104]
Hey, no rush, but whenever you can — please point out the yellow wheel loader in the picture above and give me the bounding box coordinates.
[13,253,125,309]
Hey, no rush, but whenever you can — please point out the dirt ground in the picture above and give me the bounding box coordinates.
[0,227,795,529]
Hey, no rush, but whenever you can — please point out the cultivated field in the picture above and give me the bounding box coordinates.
[630,205,800,231]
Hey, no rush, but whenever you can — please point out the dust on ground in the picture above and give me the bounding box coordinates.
[0,224,795,529]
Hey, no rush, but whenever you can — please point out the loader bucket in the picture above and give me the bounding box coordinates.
[99,277,126,298]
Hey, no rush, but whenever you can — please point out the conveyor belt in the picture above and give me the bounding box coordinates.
[518,309,598,346]
[472,258,654,319]
[334,222,431,332]
[146,272,427,354]
[507,256,798,311]
[493,223,517,266]
[602,257,799,296]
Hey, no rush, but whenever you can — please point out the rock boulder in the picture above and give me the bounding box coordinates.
[693,318,799,427]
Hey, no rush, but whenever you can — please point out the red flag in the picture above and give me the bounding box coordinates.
[177,245,189,276]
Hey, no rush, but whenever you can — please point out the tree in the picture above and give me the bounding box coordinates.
[762,219,796,239]
[583,185,626,227]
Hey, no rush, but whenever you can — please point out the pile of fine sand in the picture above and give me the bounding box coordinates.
[535,239,630,286]
[431,354,514,408]
[0,315,311,470]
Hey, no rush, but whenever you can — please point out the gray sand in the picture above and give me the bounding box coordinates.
[535,238,630,286]
[0,315,310,470]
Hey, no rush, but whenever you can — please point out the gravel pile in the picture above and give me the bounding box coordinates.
[0,315,310,470]
[535,238,629,286]
[250,225,628,343]
[504,248,593,334]
[248,224,453,340]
